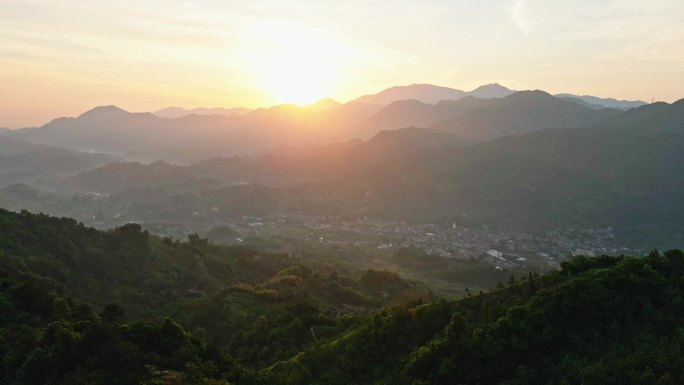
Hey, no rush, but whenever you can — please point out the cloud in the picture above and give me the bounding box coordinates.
[509,0,529,35]
[0,34,106,56]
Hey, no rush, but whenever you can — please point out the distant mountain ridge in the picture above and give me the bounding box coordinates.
[305,98,684,247]
[8,106,240,161]
[42,126,460,194]
[351,84,468,105]
[555,93,647,110]
[2,97,684,248]
[367,90,621,142]
[53,160,225,194]
[306,97,342,111]
[468,83,516,98]
[433,90,622,141]
[154,106,252,118]
[0,135,121,187]
[557,96,606,110]
[350,82,515,105]
[2,83,655,163]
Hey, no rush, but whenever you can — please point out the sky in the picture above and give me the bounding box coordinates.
[1,0,683,127]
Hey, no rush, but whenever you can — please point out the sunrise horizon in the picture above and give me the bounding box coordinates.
[2,80,676,129]
[4,2,684,384]
[3,0,684,127]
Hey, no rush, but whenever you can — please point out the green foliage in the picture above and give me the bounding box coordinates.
[267,250,684,385]
[6,208,684,384]
[0,208,428,372]
[0,273,256,385]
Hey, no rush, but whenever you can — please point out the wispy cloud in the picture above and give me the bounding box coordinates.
[509,0,530,35]
[1,0,683,126]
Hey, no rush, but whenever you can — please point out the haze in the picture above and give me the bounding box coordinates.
[2,0,683,127]
[4,1,684,383]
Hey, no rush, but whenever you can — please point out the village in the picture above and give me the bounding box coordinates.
[177,213,644,271]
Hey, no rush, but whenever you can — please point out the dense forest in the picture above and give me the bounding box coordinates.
[269,249,684,384]
[0,273,259,384]
[2,209,684,384]
[0,208,429,383]
[3,1,683,383]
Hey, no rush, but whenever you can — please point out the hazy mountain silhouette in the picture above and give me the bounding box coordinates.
[0,134,46,156]
[2,84,655,164]
[96,97,679,245]
[306,97,343,111]
[154,106,252,118]
[7,101,386,162]
[365,90,620,142]
[468,83,515,98]
[364,96,495,132]
[55,126,460,192]
[350,83,516,107]
[351,84,468,106]
[363,99,444,131]
[157,100,389,161]
[0,183,55,213]
[0,135,121,186]
[53,160,224,194]
[432,90,622,142]
[282,126,463,180]
[4,97,684,247]
[311,98,684,246]
[8,106,241,161]
[603,99,684,128]
[555,93,647,110]
[557,96,606,110]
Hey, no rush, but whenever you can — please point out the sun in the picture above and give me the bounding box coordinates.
[247,24,344,105]
[261,53,333,106]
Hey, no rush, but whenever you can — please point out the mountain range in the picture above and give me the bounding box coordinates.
[368,90,621,142]
[0,135,121,186]
[16,95,680,247]
[297,98,684,247]
[153,106,252,118]
[1,82,678,247]
[4,84,639,163]
[555,93,648,110]
[31,86,626,194]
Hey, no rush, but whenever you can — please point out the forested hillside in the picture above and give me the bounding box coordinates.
[268,249,684,385]
[5,0,683,383]
[2,209,684,384]
[0,273,258,384]
[0,209,431,376]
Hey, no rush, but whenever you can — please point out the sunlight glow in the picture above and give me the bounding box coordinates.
[247,24,345,105]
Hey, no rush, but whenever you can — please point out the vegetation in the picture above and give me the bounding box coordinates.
[0,208,430,372]
[4,209,684,384]
[0,272,259,384]
[0,211,684,385]
[267,249,684,384]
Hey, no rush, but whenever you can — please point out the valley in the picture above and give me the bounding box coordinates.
[3,2,684,383]
[1,81,682,384]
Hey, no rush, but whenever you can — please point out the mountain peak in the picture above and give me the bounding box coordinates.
[351,84,467,105]
[154,106,252,119]
[306,97,342,111]
[469,83,515,98]
[78,105,130,119]
[672,97,684,106]
[504,90,553,101]
[472,82,506,89]
[554,93,647,110]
